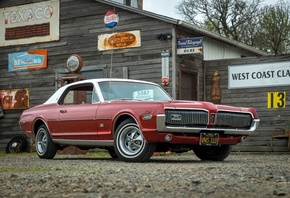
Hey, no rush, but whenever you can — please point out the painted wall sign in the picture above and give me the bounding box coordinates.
[104,10,119,28]
[0,88,29,110]
[267,92,286,108]
[8,49,48,72]
[228,61,290,89]
[0,0,59,46]
[177,37,203,55]
[98,30,141,51]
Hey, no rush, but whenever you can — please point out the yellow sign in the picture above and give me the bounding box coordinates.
[267,92,286,108]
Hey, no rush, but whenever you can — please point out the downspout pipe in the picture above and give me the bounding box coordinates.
[171,25,177,99]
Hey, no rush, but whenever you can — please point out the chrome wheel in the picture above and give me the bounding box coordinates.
[36,128,47,155]
[114,118,156,162]
[35,124,57,159]
[118,124,145,156]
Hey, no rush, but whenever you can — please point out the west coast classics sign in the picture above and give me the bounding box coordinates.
[228,61,290,89]
[0,0,59,46]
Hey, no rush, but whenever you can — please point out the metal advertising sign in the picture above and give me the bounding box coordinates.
[98,30,141,51]
[104,10,119,28]
[0,88,29,110]
[0,0,59,46]
[161,50,170,86]
[8,49,48,72]
[177,37,203,55]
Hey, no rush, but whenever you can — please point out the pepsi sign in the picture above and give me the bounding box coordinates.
[104,10,119,28]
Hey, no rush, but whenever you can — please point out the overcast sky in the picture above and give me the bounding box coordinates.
[143,0,278,20]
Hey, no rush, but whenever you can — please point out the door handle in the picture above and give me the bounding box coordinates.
[60,110,67,113]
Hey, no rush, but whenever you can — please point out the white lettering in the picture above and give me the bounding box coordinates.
[18,9,26,22]
[43,6,53,18]
[3,5,53,25]
[35,7,43,20]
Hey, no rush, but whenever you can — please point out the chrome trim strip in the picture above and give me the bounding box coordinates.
[53,139,114,147]
[157,114,259,135]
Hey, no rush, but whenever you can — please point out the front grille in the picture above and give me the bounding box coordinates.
[165,109,208,126]
[216,111,252,128]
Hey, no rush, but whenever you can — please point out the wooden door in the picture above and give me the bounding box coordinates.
[180,71,198,100]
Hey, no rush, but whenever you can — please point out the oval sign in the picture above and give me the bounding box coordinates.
[107,32,136,48]
[104,10,119,28]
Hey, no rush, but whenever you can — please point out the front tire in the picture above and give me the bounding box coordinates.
[193,145,232,161]
[114,118,156,162]
[35,124,57,159]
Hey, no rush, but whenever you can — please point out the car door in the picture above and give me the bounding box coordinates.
[51,83,99,140]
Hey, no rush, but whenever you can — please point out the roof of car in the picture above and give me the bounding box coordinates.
[44,78,159,104]
[63,78,158,86]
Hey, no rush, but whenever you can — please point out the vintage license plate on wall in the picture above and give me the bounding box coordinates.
[199,133,219,146]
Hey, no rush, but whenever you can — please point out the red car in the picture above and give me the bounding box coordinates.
[19,78,259,162]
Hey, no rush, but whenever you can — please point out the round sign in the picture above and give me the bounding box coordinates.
[66,54,83,73]
[104,10,119,28]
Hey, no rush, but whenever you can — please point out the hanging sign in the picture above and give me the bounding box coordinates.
[104,10,119,28]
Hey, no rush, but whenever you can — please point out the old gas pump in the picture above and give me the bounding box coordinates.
[60,54,86,105]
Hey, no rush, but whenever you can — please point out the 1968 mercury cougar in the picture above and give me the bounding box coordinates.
[19,78,259,162]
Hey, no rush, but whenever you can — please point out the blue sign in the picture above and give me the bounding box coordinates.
[8,50,47,72]
[177,37,203,55]
[177,37,203,48]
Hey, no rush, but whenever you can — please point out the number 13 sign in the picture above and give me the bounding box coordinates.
[267,92,286,108]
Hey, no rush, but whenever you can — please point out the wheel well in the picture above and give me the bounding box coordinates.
[113,114,136,135]
[33,119,46,137]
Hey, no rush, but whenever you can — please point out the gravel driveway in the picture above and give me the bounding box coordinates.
[0,152,289,198]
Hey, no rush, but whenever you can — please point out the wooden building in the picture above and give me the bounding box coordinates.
[0,0,289,152]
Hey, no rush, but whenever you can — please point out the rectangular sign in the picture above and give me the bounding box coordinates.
[98,30,141,51]
[0,0,59,46]
[8,49,48,72]
[228,61,290,89]
[267,92,286,108]
[177,37,203,55]
[0,88,29,110]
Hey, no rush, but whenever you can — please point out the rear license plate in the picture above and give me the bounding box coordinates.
[199,133,219,146]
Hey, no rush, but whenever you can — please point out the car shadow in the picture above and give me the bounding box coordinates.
[52,156,234,164]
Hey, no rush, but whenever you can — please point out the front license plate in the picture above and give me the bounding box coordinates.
[199,133,219,146]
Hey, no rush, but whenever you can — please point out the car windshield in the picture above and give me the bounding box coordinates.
[98,81,172,101]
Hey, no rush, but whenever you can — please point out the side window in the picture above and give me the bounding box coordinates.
[92,88,100,103]
[62,84,94,105]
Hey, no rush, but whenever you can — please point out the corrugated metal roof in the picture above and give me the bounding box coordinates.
[95,0,268,56]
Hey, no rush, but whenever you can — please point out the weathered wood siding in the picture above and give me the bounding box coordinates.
[0,0,174,149]
[205,55,290,152]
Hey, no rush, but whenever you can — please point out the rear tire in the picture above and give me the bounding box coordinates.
[114,118,156,162]
[193,145,232,161]
[35,124,57,159]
